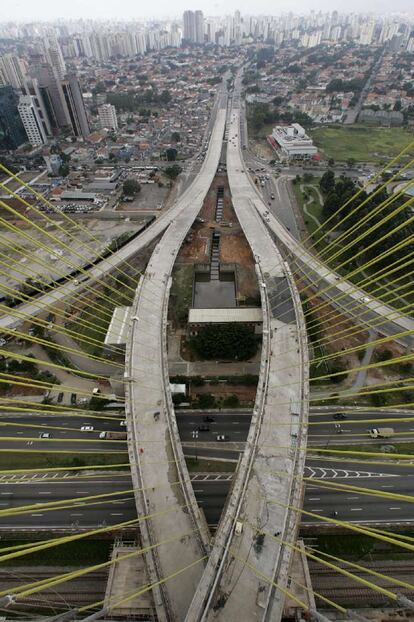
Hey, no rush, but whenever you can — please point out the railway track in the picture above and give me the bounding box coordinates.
[309,560,414,607]
[1,567,107,611]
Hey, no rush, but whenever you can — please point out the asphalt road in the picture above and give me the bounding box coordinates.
[0,410,413,529]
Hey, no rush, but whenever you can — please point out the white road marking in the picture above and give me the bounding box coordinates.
[350,508,363,511]
[38,492,52,495]
[389,507,402,510]
[347,497,359,500]
[110,513,124,516]
[31,513,43,516]
[308,498,320,501]
[70,513,83,516]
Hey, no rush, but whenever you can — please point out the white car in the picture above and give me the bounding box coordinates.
[80,426,94,432]
[361,296,371,303]
[120,420,127,427]
[39,432,51,439]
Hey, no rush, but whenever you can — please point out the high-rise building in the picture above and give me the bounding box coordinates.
[22,77,53,138]
[183,10,195,42]
[183,10,204,44]
[0,86,27,150]
[61,74,90,138]
[195,11,204,44]
[17,95,48,146]
[98,103,118,131]
[43,35,66,80]
[0,54,27,89]
[30,61,71,130]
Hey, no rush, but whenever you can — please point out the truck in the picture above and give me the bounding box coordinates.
[369,428,394,439]
[99,431,127,440]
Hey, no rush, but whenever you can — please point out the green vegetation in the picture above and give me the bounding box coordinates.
[292,181,323,240]
[190,324,259,360]
[247,102,312,137]
[107,89,171,111]
[123,178,141,196]
[169,265,194,327]
[165,164,182,179]
[0,539,112,566]
[186,458,236,472]
[0,451,128,470]
[310,125,413,162]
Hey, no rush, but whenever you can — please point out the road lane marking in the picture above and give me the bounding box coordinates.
[347,497,359,500]
[38,492,52,495]
[308,498,320,501]
[350,508,363,511]
[110,513,124,516]
[70,513,83,516]
[389,507,401,510]
[31,513,43,516]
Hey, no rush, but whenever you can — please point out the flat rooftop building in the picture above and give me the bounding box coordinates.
[271,123,318,160]
[104,306,131,353]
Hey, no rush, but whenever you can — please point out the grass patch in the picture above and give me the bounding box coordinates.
[169,265,194,327]
[313,442,414,456]
[0,539,112,566]
[186,458,236,472]
[292,182,323,241]
[0,451,129,470]
[310,125,413,163]
[312,533,414,561]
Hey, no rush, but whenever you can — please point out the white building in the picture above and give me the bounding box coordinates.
[98,103,118,131]
[18,95,48,146]
[271,123,317,160]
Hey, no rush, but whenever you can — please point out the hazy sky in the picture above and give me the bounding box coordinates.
[3,0,414,22]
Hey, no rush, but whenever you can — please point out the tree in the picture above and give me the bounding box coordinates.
[165,164,182,180]
[165,147,178,161]
[328,158,335,167]
[191,324,258,360]
[59,163,69,177]
[319,170,335,195]
[171,132,180,143]
[346,157,356,168]
[123,178,141,196]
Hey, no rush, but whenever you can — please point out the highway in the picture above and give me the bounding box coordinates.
[125,91,228,620]
[0,459,412,530]
[238,106,414,345]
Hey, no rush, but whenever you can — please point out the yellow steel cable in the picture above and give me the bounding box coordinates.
[0,180,140,295]
[10,529,196,600]
[288,575,347,613]
[262,500,414,554]
[306,545,414,593]
[0,436,126,444]
[0,297,127,359]
[0,479,182,518]
[264,527,398,599]
[0,202,134,308]
[229,549,308,609]
[0,325,125,371]
[0,373,119,401]
[78,556,208,613]
[0,462,130,475]
[0,400,125,420]
[0,163,150,287]
[258,171,414,322]
[282,221,414,326]
[0,503,185,571]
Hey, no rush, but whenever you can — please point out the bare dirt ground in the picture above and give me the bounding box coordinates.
[190,382,257,405]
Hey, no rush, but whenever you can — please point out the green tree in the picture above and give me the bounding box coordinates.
[197,393,215,408]
[165,147,178,161]
[123,178,141,196]
[165,164,182,180]
[319,170,335,194]
[171,132,181,143]
[347,157,356,168]
[191,324,258,360]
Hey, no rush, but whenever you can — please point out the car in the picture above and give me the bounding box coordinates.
[203,415,215,423]
[57,392,64,403]
[198,425,210,432]
[361,296,371,303]
[271,194,275,200]
[80,426,94,432]
[39,432,51,439]
[217,434,229,441]
[333,413,347,420]
[70,393,77,405]
[120,420,127,427]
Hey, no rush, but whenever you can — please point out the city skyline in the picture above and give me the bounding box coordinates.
[1,2,414,22]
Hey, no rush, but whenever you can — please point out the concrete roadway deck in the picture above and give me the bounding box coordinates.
[125,102,227,621]
[185,89,309,621]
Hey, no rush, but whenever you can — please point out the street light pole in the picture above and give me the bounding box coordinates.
[192,429,199,462]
